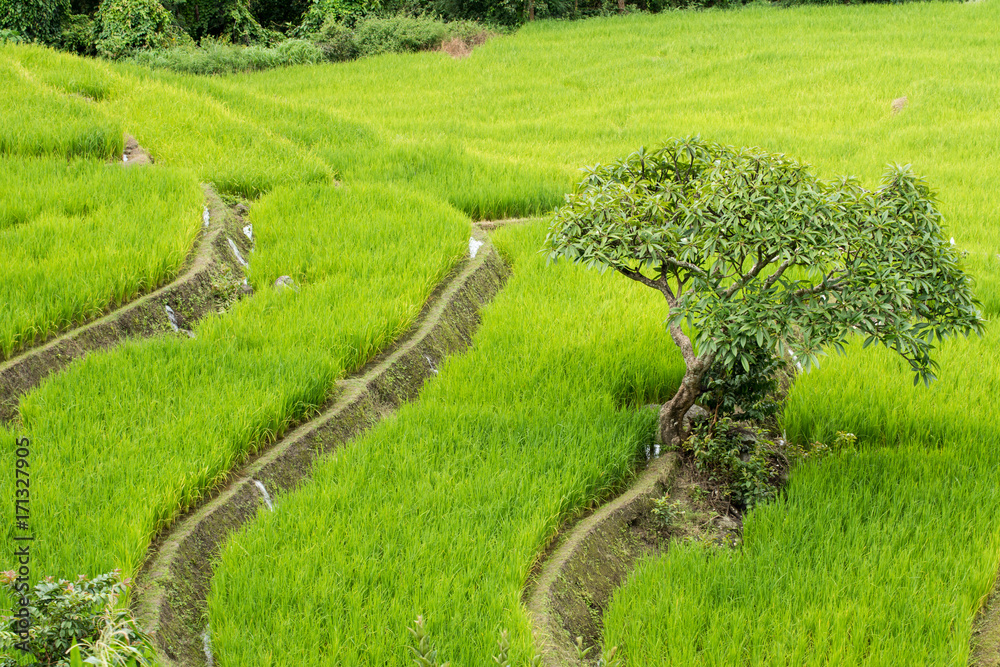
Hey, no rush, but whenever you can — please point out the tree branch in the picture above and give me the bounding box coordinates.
[668,323,699,367]
[724,251,778,298]
[617,267,676,303]
[663,255,707,278]
[792,274,846,298]
[762,257,795,290]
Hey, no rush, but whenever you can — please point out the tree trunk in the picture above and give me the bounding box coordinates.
[657,365,706,445]
[528,0,535,21]
[657,324,713,445]
[617,0,625,13]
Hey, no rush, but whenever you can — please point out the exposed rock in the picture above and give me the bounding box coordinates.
[122,134,153,166]
[274,275,297,291]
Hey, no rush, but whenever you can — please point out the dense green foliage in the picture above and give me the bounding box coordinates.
[165,0,270,44]
[59,14,96,54]
[699,342,783,423]
[94,0,181,59]
[0,570,151,667]
[545,139,981,387]
[683,417,776,509]
[0,0,961,58]
[0,0,69,43]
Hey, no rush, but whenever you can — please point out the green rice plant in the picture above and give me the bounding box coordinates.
[2,43,118,100]
[0,156,203,360]
[0,49,121,159]
[206,222,685,665]
[604,429,1000,664]
[171,1,1000,305]
[107,70,331,197]
[1,44,331,197]
[0,182,467,581]
[150,74,567,219]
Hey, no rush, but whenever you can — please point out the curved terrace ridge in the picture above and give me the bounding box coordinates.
[972,571,1000,667]
[0,185,250,423]
[526,451,681,667]
[132,229,509,666]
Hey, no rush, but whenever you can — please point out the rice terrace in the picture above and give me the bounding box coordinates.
[1,0,1000,662]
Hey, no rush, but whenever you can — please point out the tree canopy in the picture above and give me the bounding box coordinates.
[545,137,982,443]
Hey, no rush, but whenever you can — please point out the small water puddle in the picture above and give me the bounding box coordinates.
[227,238,248,267]
[469,237,484,259]
[252,479,274,511]
[202,625,214,666]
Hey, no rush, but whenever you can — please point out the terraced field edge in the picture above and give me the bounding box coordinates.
[131,231,509,667]
[0,186,250,423]
[526,408,749,666]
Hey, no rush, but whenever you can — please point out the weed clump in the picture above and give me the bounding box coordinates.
[681,418,777,511]
[0,570,153,667]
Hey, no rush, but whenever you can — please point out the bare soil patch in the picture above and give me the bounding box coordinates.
[972,569,1000,667]
[122,134,154,166]
[440,31,492,59]
[475,217,533,231]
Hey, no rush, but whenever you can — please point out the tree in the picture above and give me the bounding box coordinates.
[0,0,70,43]
[544,137,982,445]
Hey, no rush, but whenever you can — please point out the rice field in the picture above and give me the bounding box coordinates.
[1,0,1000,664]
[0,183,467,578]
[207,223,681,665]
[0,157,203,360]
[604,330,1000,665]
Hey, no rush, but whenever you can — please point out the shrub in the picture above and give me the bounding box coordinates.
[313,16,356,60]
[0,570,152,667]
[160,0,272,43]
[297,0,389,33]
[95,0,180,59]
[699,341,785,425]
[0,0,70,43]
[130,36,320,72]
[274,35,324,62]
[221,0,274,43]
[352,14,448,57]
[0,28,24,43]
[60,13,96,54]
[682,418,775,510]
